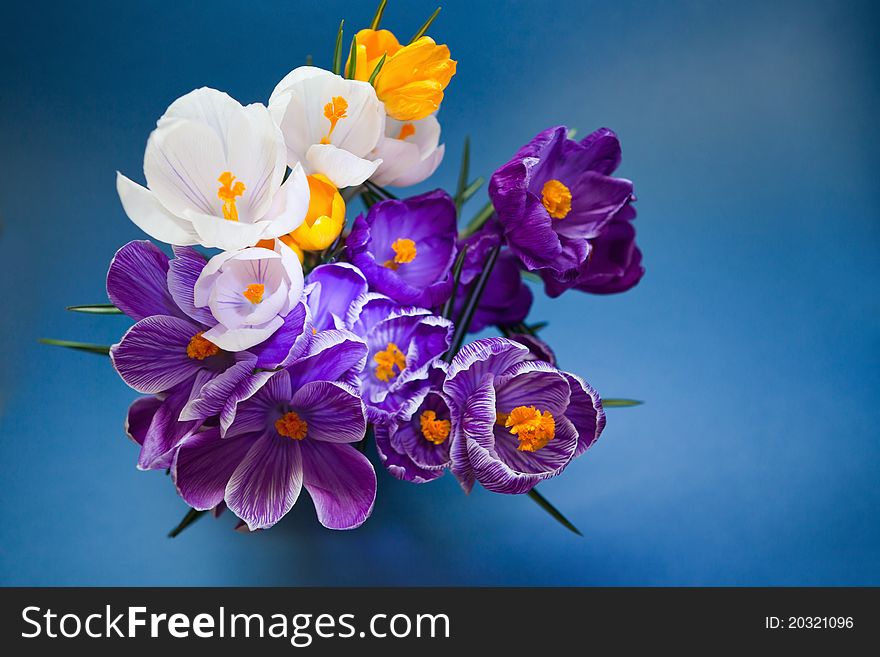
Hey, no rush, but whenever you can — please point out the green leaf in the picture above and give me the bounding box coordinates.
[409,6,441,44]
[440,245,469,320]
[66,304,123,314]
[345,34,358,79]
[454,136,470,215]
[567,127,579,140]
[332,20,345,75]
[364,179,397,200]
[602,398,644,408]
[445,243,500,360]
[39,338,111,356]
[521,270,542,283]
[370,0,388,30]
[527,488,582,536]
[305,53,313,66]
[459,200,494,238]
[168,508,206,538]
[461,176,485,205]
[368,52,387,85]
[528,321,548,333]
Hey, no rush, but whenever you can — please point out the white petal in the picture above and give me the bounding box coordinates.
[203,316,285,352]
[269,67,385,169]
[185,210,270,251]
[306,144,380,188]
[225,102,287,222]
[384,143,444,187]
[369,137,422,186]
[116,173,199,245]
[384,114,441,157]
[143,118,225,218]
[260,162,309,236]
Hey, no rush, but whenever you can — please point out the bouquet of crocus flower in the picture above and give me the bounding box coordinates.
[46,2,644,536]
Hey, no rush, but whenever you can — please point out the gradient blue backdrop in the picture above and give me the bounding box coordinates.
[1,0,878,585]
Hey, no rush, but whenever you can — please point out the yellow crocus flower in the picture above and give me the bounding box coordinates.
[349,28,456,122]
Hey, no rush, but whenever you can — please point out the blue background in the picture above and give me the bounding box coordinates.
[1,0,878,585]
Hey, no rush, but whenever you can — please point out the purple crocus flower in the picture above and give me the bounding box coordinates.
[304,262,368,332]
[345,293,452,423]
[443,338,605,494]
[489,126,634,288]
[374,362,452,483]
[543,203,644,297]
[108,240,308,469]
[346,190,458,308]
[453,222,533,332]
[172,330,375,530]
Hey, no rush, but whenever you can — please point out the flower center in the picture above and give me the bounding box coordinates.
[374,342,406,382]
[396,123,416,140]
[383,238,417,270]
[275,411,308,440]
[499,405,556,452]
[217,171,246,221]
[242,283,265,304]
[186,331,219,360]
[319,96,349,145]
[419,409,450,445]
[541,179,572,219]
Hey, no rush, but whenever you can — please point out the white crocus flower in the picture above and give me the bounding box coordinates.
[269,67,385,189]
[192,241,304,351]
[369,114,445,187]
[117,87,310,251]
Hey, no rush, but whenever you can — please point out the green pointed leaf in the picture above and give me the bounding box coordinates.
[567,127,579,140]
[454,136,470,215]
[168,508,206,538]
[409,6,441,44]
[332,20,345,75]
[445,243,500,360]
[370,0,388,30]
[346,34,358,79]
[368,52,387,85]
[528,321,548,333]
[521,271,542,284]
[440,245,469,320]
[460,200,494,238]
[460,176,484,205]
[66,304,123,315]
[364,179,397,200]
[527,488,583,536]
[602,398,644,408]
[39,338,111,356]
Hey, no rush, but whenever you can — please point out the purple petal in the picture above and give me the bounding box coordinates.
[178,352,257,421]
[167,246,214,325]
[286,329,368,388]
[225,432,303,530]
[444,338,529,400]
[173,426,255,511]
[300,441,376,530]
[110,315,203,393]
[291,381,366,443]
[137,375,206,470]
[124,396,162,446]
[306,263,369,331]
[106,240,183,321]
[494,361,572,417]
[577,127,622,175]
[449,375,496,493]
[375,424,444,484]
[250,301,309,369]
[562,372,606,457]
